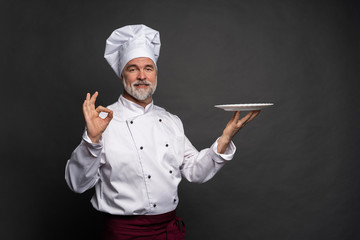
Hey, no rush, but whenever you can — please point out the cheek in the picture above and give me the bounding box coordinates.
[123,75,136,86]
[148,73,157,85]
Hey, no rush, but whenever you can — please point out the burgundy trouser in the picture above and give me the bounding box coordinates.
[101,210,185,240]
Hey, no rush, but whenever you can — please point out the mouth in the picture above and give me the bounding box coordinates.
[134,82,150,88]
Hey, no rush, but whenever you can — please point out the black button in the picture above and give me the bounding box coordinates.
[159,119,162,122]
[140,146,143,150]
[153,204,157,207]
[165,144,169,147]
[130,121,133,124]
[169,170,173,174]
[148,175,151,179]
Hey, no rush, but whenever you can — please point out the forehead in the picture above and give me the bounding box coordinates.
[125,57,155,67]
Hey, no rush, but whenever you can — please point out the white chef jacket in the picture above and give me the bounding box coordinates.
[65,95,236,215]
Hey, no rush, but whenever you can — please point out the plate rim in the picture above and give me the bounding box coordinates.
[214,103,274,108]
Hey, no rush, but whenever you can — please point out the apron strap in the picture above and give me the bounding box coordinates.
[166,215,185,239]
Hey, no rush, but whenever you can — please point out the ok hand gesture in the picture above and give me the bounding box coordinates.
[82,91,113,143]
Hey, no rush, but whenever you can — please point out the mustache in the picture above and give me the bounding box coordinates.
[132,80,152,87]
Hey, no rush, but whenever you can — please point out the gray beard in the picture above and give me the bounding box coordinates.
[122,77,157,101]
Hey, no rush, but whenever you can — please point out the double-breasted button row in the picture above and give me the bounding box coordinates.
[147,171,172,176]
[139,144,168,149]
[137,144,168,150]
[151,199,176,208]
[131,119,162,123]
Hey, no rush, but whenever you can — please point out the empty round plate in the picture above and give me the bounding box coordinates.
[214,103,274,111]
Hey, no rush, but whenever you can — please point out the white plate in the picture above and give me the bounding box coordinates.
[215,103,274,111]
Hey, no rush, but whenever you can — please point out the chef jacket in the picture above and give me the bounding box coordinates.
[65,95,236,215]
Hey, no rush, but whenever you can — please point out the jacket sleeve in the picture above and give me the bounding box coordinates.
[65,130,104,193]
[180,136,236,183]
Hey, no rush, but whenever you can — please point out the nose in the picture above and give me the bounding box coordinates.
[137,70,146,80]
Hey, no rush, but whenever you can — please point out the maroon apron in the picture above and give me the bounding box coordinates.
[101,210,185,240]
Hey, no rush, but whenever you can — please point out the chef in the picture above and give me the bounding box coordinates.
[65,24,260,240]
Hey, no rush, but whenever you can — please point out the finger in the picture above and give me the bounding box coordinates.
[96,106,113,123]
[83,92,89,106]
[227,111,239,127]
[246,110,260,123]
[242,110,261,126]
[96,105,112,113]
[86,92,90,101]
[90,91,99,105]
[231,111,240,122]
[108,110,113,118]
[83,93,91,114]
[83,99,87,113]
[238,111,253,124]
[105,110,114,122]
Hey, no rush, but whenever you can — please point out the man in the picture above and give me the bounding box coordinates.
[65,24,260,240]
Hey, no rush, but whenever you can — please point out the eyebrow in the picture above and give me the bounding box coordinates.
[126,64,138,70]
[126,64,155,70]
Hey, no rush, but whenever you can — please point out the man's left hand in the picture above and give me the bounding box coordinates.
[217,110,260,154]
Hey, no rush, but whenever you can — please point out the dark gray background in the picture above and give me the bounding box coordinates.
[1,0,359,239]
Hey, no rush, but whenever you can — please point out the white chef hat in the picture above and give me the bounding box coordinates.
[104,24,161,78]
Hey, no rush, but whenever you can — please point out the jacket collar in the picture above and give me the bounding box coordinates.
[118,95,154,119]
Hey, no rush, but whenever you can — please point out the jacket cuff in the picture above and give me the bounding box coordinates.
[82,129,103,157]
[210,137,236,163]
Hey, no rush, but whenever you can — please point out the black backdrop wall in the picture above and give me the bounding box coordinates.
[1,0,360,239]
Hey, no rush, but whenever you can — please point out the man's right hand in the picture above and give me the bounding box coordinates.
[82,91,113,143]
